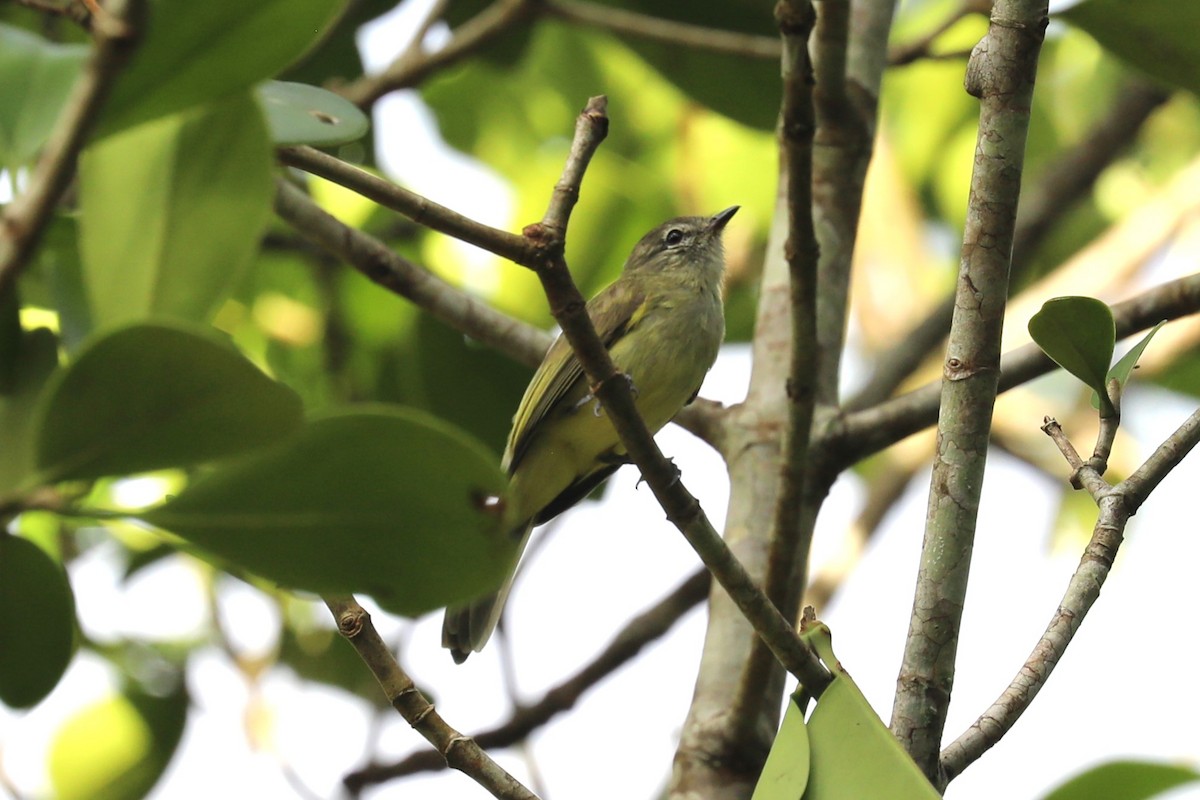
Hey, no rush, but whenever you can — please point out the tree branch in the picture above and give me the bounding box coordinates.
[939,405,1200,781]
[832,271,1200,469]
[887,0,990,66]
[324,596,539,800]
[889,1,1049,785]
[768,0,819,604]
[278,145,532,264]
[542,0,781,59]
[272,177,550,369]
[343,569,710,789]
[339,0,536,108]
[1118,405,1200,511]
[0,0,142,301]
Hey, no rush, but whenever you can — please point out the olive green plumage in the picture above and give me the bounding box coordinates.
[442,206,738,663]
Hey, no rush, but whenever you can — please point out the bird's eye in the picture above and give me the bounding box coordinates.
[665,228,685,246]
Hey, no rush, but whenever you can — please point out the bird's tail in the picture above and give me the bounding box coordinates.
[441,522,533,663]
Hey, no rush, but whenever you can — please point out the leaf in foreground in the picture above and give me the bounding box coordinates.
[141,408,516,616]
[34,322,303,484]
[0,535,76,709]
[1040,759,1200,800]
[752,622,941,799]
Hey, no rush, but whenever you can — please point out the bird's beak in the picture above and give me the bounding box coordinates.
[709,206,740,233]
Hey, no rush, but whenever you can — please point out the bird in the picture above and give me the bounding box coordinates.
[442,206,739,663]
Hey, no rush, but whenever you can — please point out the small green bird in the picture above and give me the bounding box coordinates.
[442,206,739,662]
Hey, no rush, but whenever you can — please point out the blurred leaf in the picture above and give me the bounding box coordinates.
[751,693,811,799]
[48,680,187,800]
[598,0,779,130]
[34,321,304,484]
[1028,297,1116,406]
[388,313,531,457]
[96,0,346,138]
[0,23,86,166]
[0,289,22,393]
[256,80,369,146]
[1091,321,1165,409]
[278,623,390,707]
[1147,341,1200,399]
[0,534,76,709]
[1060,0,1200,96]
[281,0,393,88]
[120,542,179,582]
[0,326,59,493]
[1040,759,1200,800]
[79,92,273,329]
[140,407,516,616]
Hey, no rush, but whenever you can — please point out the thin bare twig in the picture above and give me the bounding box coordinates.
[830,270,1200,472]
[278,145,532,264]
[1118,405,1200,510]
[940,405,1200,780]
[0,0,142,300]
[272,177,550,369]
[887,0,991,66]
[543,0,781,59]
[339,0,536,108]
[344,569,710,788]
[325,596,539,800]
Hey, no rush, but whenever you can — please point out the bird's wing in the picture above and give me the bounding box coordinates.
[504,278,648,473]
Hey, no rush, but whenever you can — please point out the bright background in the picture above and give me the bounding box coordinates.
[4,0,1200,798]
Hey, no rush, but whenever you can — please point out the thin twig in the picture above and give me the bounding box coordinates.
[0,0,142,300]
[344,569,710,788]
[524,96,832,692]
[324,596,539,800]
[938,490,1128,781]
[1118,405,1200,510]
[278,145,532,264]
[887,0,990,66]
[339,0,536,108]
[941,405,1200,780]
[542,0,781,59]
[830,270,1200,472]
[272,178,550,369]
[14,0,93,27]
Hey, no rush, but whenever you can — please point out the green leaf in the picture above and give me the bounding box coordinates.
[140,407,516,616]
[1091,321,1166,409]
[1060,0,1200,96]
[0,326,59,494]
[1028,296,1116,406]
[0,535,76,709]
[603,0,779,131]
[79,92,273,329]
[0,24,86,166]
[96,0,345,138]
[48,680,187,800]
[256,80,369,146]
[1040,759,1200,800]
[751,694,811,800]
[783,623,941,800]
[33,321,303,484]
